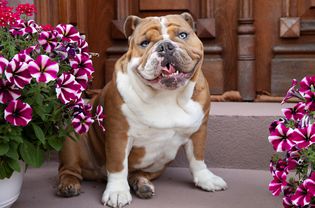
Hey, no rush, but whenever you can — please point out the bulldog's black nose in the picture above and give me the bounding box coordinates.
[157,42,175,55]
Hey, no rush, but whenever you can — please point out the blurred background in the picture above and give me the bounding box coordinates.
[8,0,315,102]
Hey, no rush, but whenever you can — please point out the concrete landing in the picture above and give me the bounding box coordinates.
[14,161,282,208]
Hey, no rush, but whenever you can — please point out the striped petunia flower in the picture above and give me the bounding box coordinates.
[304,91,315,112]
[71,112,94,134]
[9,19,39,36]
[268,123,295,152]
[28,55,59,83]
[71,68,89,90]
[5,59,32,89]
[300,76,315,94]
[0,56,8,74]
[291,172,315,206]
[95,105,105,132]
[12,53,33,64]
[4,100,32,126]
[38,30,58,53]
[55,24,80,42]
[282,196,294,208]
[0,79,21,104]
[70,54,94,78]
[56,73,81,104]
[20,45,40,56]
[289,124,315,149]
[269,171,288,196]
[77,38,89,57]
[281,102,305,121]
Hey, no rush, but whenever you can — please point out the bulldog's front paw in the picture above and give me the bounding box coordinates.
[193,169,227,192]
[102,185,132,208]
[57,175,81,197]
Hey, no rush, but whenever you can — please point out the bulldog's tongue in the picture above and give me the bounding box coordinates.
[162,64,176,75]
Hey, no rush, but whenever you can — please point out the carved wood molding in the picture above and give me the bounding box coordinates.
[279,0,315,38]
[280,17,300,38]
[195,0,216,39]
[196,18,215,38]
[111,0,217,40]
[237,0,256,101]
[301,19,315,35]
[273,44,315,55]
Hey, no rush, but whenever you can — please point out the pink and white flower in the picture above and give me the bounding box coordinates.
[268,124,295,152]
[0,79,21,104]
[5,59,31,89]
[20,45,40,56]
[291,172,315,206]
[290,124,315,149]
[269,171,288,196]
[283,196,294,208]
[55,24,80,42]
[9,19,39,36]
[70,54,94,78]
[77,38,89,57]
[286,151,300,171]
[304,91,315,111]
[269,118,286,134]
[28,55,59,83]
[95,105,105,132]
[38,30,58,53]
[281,102,305,121]
[281,79,304,104]
[300,76,315,94]
[71,68,89,90]
[0,56,8,74]
[4,100,32,126]
[71,112,94,134]
[12,53,33,63]
[56,73,81,104]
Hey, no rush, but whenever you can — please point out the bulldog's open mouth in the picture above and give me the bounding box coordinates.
[147,63,192,83]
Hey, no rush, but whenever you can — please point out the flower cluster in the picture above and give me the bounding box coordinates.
[268,76,315,207]
[0,2,105,179]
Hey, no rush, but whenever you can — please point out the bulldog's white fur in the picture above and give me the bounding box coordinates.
[101,57,227,206]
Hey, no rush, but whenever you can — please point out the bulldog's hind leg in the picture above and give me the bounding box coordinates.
[128,170,162,199]
[185,121,228,192]
[57,137,83,197]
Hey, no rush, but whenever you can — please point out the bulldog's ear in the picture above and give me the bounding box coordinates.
[180,12,195,30]
[124,15,142,38]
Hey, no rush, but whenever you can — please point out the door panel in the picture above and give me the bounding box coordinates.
[34,0,315,100]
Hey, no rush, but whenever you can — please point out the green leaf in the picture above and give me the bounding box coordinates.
[0,143,9,156]
[48,136,64,151]
[0,160,14,179]
[8,135,23,143]
[33,105,47,121]
[32,123,46,145]
[6,143,19,160]
[19,140,44,168]
[7,158,20,172]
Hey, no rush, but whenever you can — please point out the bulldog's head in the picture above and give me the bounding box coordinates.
[124,13,203,90]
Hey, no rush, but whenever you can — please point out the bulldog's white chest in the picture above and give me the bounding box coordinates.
[116,70,204,172]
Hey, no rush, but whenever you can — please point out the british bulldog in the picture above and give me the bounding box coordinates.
[57,13,227,207]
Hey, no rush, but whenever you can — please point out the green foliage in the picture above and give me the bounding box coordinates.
[0,49,79,178]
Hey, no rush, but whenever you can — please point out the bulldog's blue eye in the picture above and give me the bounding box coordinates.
[178,32,188,39]
[140,40,150,48]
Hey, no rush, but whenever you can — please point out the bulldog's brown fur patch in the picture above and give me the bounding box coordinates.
[57,13,227,205]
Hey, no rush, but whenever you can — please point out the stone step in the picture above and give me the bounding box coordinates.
[14,161,282,208]
[172,102,293,170]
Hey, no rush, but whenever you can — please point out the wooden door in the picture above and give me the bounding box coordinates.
[35,0,315,101]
